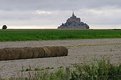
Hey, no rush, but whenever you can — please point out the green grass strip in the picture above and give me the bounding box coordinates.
[0,29,121,41]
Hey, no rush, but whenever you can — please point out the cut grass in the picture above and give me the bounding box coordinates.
[0,29,121,41]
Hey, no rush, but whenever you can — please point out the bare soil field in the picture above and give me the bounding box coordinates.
[0,39,121,78]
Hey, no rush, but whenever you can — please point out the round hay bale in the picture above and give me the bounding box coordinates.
[4,48,20,60]
[17,48,24,59]
[19,48,29,59]
[0,46,68,61]
[42,46,68,57]
[37,47,45,58]
[31,47,40,58]
[25,47,34,58]
[13,48,24,59]
[58,46,68,56]
[43,46,52,57]
[0,49,8,60]
[19,47,34,59]
[46,46,59,57]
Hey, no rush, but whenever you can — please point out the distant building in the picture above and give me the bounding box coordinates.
[58,12,89,29]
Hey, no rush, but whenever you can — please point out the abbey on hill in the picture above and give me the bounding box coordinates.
[58,12,89,29]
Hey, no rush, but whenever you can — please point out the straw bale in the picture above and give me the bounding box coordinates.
[31,47,40,58]
[43,46,52,57]
[18,48,26,59]
[37,47,45,58]
[25,47,33,59]
[19,47,34,59]
[0,49,8,60]
[24,47,33,58]
[0,46,68,61]
[43,46,68,57]
[47,46,59,57]
[58,46,68,56]
[4,48,20,60]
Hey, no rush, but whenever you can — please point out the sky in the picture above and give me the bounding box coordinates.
[0,0,121,29]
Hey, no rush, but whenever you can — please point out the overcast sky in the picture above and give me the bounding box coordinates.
[0,0,121,29]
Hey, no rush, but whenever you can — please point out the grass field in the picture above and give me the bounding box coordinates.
[0,29,121,41]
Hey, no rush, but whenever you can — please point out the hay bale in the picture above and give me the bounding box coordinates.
[37,47,45,58]
[31,47,40,58]
[58,46,68,56]
[24,47,45,58]
[46,46,59,57]
[19,48,28,59]
[43,46,52,57]
[0,46,68,61]
[19,47,33,59]
[0,48,20,60]
[23,47,33,59]
[0,49,8,60]
[4,48,20,60]
[43,46,68,57]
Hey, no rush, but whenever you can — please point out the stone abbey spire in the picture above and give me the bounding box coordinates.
[58,12,89,29]
[72,12,75,17]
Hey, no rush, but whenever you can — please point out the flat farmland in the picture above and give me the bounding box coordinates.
[0,29,121,79]
[0,29,121,41]
[0,39,121,78]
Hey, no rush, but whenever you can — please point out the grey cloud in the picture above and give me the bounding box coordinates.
[0,0,121,29]
[0,0,121,11]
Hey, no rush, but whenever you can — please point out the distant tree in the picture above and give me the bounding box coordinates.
[2,25,7,29]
